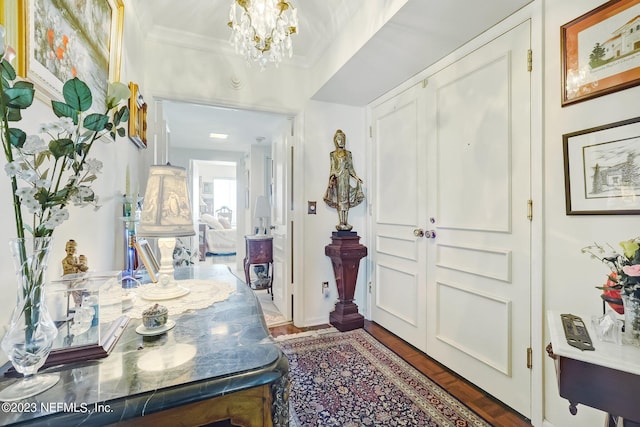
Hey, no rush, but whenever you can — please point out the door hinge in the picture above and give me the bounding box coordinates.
[422,78,428,88]
[526,347,533,369]
[527,199,533,221]
[527,49,532,72]
[368,282,372,293]
[369,126,373,138]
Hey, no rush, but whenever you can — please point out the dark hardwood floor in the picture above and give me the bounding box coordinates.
[269,320,533,427]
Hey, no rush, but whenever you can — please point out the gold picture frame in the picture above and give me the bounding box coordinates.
[561,0,640,106]
[2,0,124,108]
[134,238,160,283]
[128,82,148,148]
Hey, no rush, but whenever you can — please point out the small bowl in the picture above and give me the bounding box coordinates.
[142,304,168,329]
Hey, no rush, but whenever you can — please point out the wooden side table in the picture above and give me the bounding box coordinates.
[198,223,207,261]
[243,235,274,297]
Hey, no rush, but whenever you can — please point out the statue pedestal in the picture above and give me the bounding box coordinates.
[325,231,367,332]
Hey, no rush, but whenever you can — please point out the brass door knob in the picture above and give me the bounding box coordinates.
[413,228,425,237]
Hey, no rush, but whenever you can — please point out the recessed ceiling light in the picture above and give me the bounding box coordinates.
[209,133,228,139]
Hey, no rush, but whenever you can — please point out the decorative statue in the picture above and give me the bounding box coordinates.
[61,239,89,275]
[323,129,364,231]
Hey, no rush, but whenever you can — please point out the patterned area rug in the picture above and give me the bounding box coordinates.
[277,328,491,427]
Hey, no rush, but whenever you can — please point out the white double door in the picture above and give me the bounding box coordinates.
[370,20,531,417]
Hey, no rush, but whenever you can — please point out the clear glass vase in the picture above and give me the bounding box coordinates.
[622,294,640,347]
[0,237,60,401]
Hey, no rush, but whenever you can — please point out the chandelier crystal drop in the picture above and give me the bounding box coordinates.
[228,0,298,70]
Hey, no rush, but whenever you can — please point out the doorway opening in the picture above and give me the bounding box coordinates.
[195,160,238,258]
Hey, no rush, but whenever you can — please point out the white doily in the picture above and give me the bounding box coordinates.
[113,279,235,320]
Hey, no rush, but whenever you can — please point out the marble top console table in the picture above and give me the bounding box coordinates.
[0,265,289,426]
[547,310,640,426]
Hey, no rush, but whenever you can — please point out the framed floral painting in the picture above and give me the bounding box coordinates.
[563,116,640,214]
[5,0,123,109]
[561,0,640,106]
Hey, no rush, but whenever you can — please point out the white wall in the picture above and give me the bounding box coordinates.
[543,1,640,426]
[298,100,367,326]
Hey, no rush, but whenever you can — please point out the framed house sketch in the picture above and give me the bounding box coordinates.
[561,0,640,106]
[563,116,640,214]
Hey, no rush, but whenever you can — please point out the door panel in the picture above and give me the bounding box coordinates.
[425,21,531,416]
[271,128,292,319]
[370,86,427,351]
[436,55,511,232]
[436,282,511,374]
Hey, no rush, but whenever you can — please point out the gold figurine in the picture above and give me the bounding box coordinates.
[323,129,364,231]
[62,239,89,275]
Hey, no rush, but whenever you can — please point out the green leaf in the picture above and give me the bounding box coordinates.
[79,130,93,143]
[83,113,108,131]
[8,128,26,148]
[75,142,88,156]
[34,153,47,169]
[3,87,35,109]
[14,81,34,91]
[82,174,97,183]
[39,168,49,180]
[117,127,126,137]
[0,59,16,81]
[120,106,130,123]
[48,138,75,159]
[6,107,22,121]
[51,101,79,124]
[35,188,50,205]
[62,78,92,112]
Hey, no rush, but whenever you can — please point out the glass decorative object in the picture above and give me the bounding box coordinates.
[622,294,640,347]
[0,237,60,401]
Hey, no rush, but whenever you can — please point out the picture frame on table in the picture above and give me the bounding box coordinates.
[561,0,640,106]
[134,238,160,283]
[128,82,147,148]
[563,116,640,215]
[2,0,124,109]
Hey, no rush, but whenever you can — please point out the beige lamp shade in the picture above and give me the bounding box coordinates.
[138,165,196,238]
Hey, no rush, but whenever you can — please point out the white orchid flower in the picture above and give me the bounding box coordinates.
[84,158,103,174]
[106,82,131,109]
[4,162,20,178]
[22,135,48,155]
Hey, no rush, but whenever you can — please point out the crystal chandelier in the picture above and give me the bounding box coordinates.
[228,0,298,70]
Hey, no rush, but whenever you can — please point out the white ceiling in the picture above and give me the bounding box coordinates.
[132,0,532,151]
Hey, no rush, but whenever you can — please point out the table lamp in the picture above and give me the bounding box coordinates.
[254,195,271,234]
[138,164,195,300]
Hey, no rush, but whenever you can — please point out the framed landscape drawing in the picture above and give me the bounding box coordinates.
[561,0,640,106]
[9,0,124,108]
[563,116,640,215]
